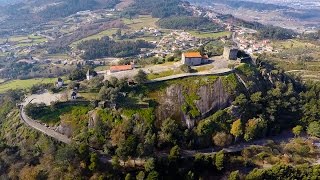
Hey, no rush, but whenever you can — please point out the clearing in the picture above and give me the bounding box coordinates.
[70,28,118,47]
[0,78,57,93]
[122,15,159,30]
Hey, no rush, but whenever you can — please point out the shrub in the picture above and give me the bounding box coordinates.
[180,64,192,73]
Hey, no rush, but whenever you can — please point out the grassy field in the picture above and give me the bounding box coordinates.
[94,65,109,71]
[147,69,184,80]
[194,64,215,72]
[70,15,160,48]
[188,31,231,39]
[33,104,91,124]
[273,39,317,49]
[0,78,57,93]
[269,40,320,82]
[43,53,71,59]
[122,15,159,30]
[79,92,100,100]
[7,35,47,48]
[71,28,118,47]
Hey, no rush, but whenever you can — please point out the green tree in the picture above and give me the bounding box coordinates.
[88,153,98,171]
[186,171,194,180]
[55,146,76,167]
[180,64,192,73]
[166,56,175,62]
[136,171,145,180]
[169,145,181,162]
[159,118,181,146]
[228,170,240,180]
[146,171,159,180]
[116,135,138,161]
[111,156,120,170]
[144,158,155,172]
[292,125,303,137]
[68,68,86,81]
[212,132,233,147]
[307,121,320,137]
[134,70,148,84]
[215,150,225,171]
[125,173,132,180]
[244,118,267,142]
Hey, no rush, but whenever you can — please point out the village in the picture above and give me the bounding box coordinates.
[0,2,278,69]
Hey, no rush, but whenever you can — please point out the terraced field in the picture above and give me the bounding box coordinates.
[70,28,118,47]
[269,39,320,82]
[8,35,47,47]
[122,15,159,30]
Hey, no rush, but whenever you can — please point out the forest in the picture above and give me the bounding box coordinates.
[157,16,222,31]
[257,25,297,40]
[77,36,154,59]
[122,0,189,19]
[40,0,119,19]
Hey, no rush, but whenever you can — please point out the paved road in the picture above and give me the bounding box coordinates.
[19,105,71,144]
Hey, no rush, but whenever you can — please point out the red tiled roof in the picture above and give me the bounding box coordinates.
[110,65,133,71]
[183,52,202,58]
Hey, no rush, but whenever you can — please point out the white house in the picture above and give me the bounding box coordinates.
[181,52,208,66]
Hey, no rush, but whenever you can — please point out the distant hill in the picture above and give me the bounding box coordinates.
[0,0,121,37]
[188,0,289,11]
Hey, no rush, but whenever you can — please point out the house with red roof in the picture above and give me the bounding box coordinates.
[181,52,208,66]
[108,62,135,74]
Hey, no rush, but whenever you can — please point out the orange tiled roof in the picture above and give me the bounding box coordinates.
[183,52,202,58]
[110,65,133,71]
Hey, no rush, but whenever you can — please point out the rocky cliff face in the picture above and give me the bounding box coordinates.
[156,77,234,128]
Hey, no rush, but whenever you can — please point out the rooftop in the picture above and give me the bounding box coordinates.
[110,65,133,71]
[183,52,202,58]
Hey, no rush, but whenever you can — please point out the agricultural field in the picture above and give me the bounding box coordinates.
[79,92,100,101]
[0,78,57,93]
[188,30,231,39]
[268,39,320,82]
[147,69,184,80]
[42,53,72,60]
[122,15,159,30]
[7,35,47,48]
[70,28,118,47]
[30,103,91,124]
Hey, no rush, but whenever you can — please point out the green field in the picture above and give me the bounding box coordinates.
[8,35,47,48]
[273,39,316,49]
[147,69,183,80]
[122,15,159,30]
[43,53,71,59]
[79,92,99,100]
[31,104,91,124]
[71,28,118,47]
[268,40,320,82]
[94,65,109,71]
[0,78,57,93]
[188,31,231,39]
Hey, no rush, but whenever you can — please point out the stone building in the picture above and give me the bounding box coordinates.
[181,52,208,66]
[223,46,238,60]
